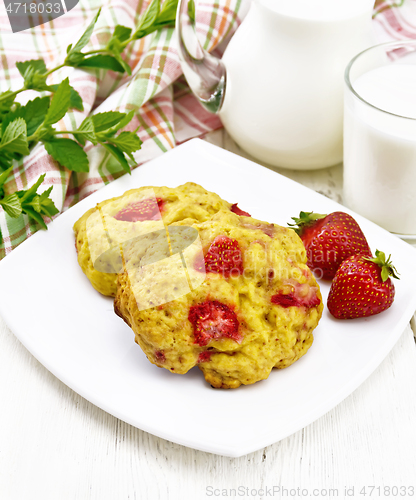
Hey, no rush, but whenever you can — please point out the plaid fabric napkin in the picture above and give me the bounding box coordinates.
[0,0,415,259]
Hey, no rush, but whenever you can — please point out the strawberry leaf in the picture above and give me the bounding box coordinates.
[365,249,400,282]
[288,211,327,234]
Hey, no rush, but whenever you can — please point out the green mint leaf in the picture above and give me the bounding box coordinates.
[0,157,14,172]
[0,165,14,190]
[28,73,49,92]
[73,116,96,146]
[47,84,83,111]
[43,78,71,126]
[0,118,30,156]
[25,194,42,213]
[157,0,178,24]
[44,138,89,172]
[112,25,132,43]
[17,180,59,222]
[134,0,160,38]
[16,59,47,79]
[16,59,48,91]
[2,96,50,137]
[66,43,73,54]
[0,91,16,121]
[70,8,101,54]
[65,51,86,67]
[97,110,135,138]
[37,125,55,143]
[0,193,22,218]
[22,206,47,229]
[91,111,126,133]
[17,173,46,204]
[110,131,142,158]
[103,143,131,174]
[76,54,125,73]
[38,186,59,217]
[110,51,132,75]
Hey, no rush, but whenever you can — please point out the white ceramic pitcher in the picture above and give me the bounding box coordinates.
[176,0,376,170]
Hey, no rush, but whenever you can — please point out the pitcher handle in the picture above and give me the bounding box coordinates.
[176,0,226,113]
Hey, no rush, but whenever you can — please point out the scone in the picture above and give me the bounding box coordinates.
[73,182,248,296]
[114,210,323,389]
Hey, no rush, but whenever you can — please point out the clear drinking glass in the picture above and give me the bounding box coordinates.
[344,40,416,239]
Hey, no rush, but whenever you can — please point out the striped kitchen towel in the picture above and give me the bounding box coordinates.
[0,0,415,259]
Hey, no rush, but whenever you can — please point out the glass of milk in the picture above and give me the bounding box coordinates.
[344,40,416,238]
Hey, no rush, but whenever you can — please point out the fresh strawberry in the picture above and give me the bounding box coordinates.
[196,235,243,278]
[231,203,251,217]
[188,300,241,346]
[114,197,164,222]
[327,250,399,319]
[289,211,371,280]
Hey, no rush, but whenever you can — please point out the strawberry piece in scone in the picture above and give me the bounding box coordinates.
[271,290,321,308]
[196,235,243,278]
[188,300,241,346]
[114,197,165,222]
[231,203,251,217]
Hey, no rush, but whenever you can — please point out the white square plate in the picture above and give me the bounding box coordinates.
[1,139,416,457]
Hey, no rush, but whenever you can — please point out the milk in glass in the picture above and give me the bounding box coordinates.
[344,57,416,235]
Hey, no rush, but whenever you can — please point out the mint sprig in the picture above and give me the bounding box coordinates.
[0,0,179,243]
[0,170,59,228]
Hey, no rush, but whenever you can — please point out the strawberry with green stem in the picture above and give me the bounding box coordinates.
[327,250,399,319]
[289,211,372,280]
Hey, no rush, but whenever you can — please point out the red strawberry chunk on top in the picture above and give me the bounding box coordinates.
[114,197,165,222]
[231,203,251,217]
[196,235,243,278]
[189,300,241,346]
[197,351,212,363]
[271,282,320,308]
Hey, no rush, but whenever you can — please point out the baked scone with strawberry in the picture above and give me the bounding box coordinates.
[74,183,247,296]
[114,211,323,389]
